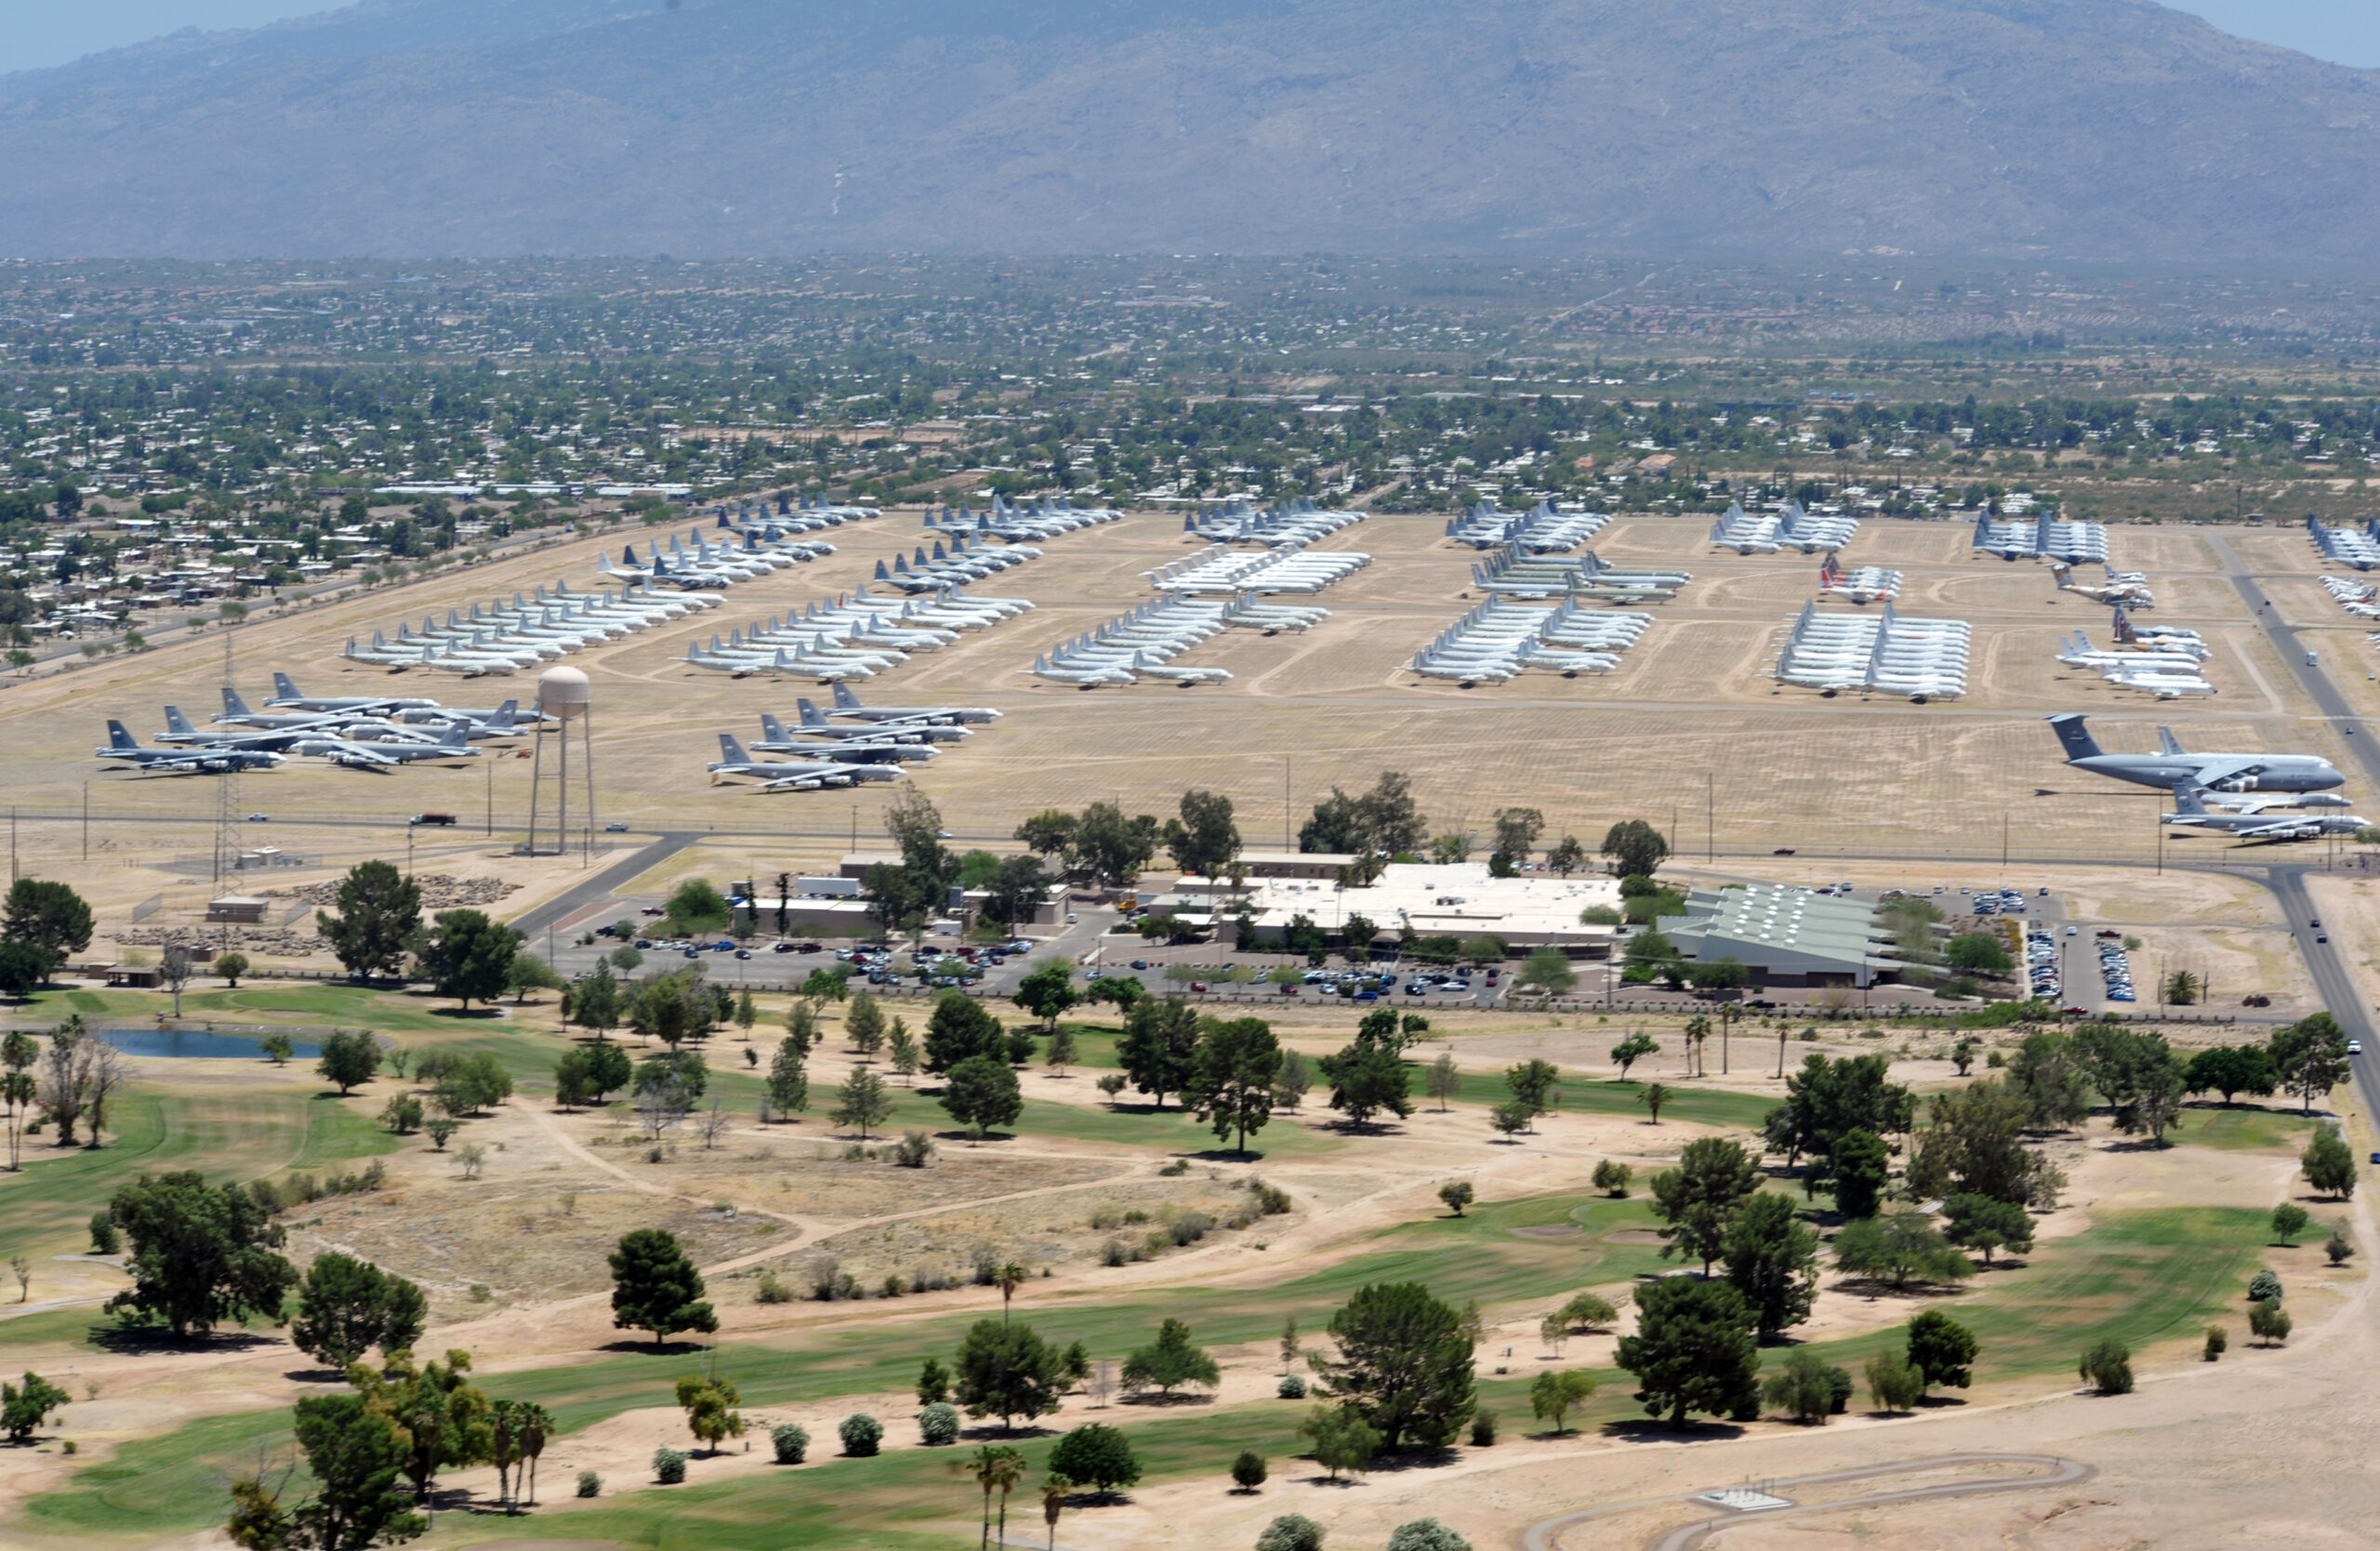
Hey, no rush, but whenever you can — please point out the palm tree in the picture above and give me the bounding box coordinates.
[519,1401,552,1506]
[990,1448,1025,1548]
[1682,1014,1711,1078]
[965,1445,1026,1550]
[996,1261,1027,1323]
[1040,1472,1072,1550]
[1640,1082,1674,1123]
[489,1399,522,1511]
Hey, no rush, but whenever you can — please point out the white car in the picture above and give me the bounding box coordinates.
[2351,1041,2364,1056]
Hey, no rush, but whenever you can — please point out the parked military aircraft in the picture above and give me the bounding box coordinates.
[2047,713,2345,791]
[707,734,902,789]
[827,683,1002,723]
[267,674,440,714]
[2163,784,2366,842]
[96,722,284,773]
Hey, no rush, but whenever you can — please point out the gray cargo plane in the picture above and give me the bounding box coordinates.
[828,683,1001,724]
[96,722,284,773]
[707,734,903,789]
[2046,714,2345,793]
[2163,784,2366,842]
[266,673,440,715]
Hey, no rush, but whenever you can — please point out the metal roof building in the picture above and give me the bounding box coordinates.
[1655,883,1910,988]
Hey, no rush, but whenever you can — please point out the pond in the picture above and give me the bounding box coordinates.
[99,1028,322,1061]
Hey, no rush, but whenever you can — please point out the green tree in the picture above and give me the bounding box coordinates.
[1424,1051,1461,1111]
[553,1049,597,1109]
[0,878,94,978]
[1438,1181,1474,1216]
[1760,1346,1841,1425]
[1648,1137,1765,1275]
[918,1356,952,1405]
[1163,789,1242,879]
[942,1054,1023,1139]
[2249,1297,2293,1346]
[1829,1128,1890,1219]
[1117,995,1201,1109]
[2184,1044,2278,1106]
[0,939,49,997]
[2078,1338,2133,1395]
[315,1030,380,1096]
[1941,1193,2033,1264]
[607,1229,717,1350]
[1298,1405,1381,1482]
[1721,1191,1819,1339]
[1831,1211,1973,1290]
[284,1392,427,1550]
[105,1171,298,1338]
[291,1253,428,1370]
[663,879,731,936]
[316,861,422,980]
[982,855,1050,929]
[1639,1081,1675,1122]
[1761,1053,1912,1178]
[845,991,887,1055]
[1943,933,2012,974]
[1599,819,1669,880]
[1048,1422,1142,1493]
[1073,802,1163,886]
[1905,1309,1979,1394]
[1307,1281,1476,1449]
[2270,1014,2352,1115]
[1610,1032,1659,1080]
[2271,1202,2311,1244]
[1528,1368,1596,1435]
[1864,1349,1924,1412]
[925,992,1007,1074]
[2003,1029,2093,1128]
[347,1347,491,1507]
[1592,1160,1633,1197]
[766,1036,810,1119]
[1904,1077,2065,1209]
[830,1067,894,1140]
[571,961,622,1036]
[1186,1015,1281,1155]
[415,909,522,1011]
[1490,806,1545,871]
[215,951,251,988]
[1,1371,70,1443]
[1616,1277,1760,1427]
[1121,1318,1221,1397]
[1014,963,1078,1030]
[582,1041,632,1103]
[1503,1058,1561,1124]
[1230,1450,1267,1491]
[1318,1020,1414,1129]
[2304,1127,2358,1199]
[953,1318,1066,1431]
[675,1372,746,1453]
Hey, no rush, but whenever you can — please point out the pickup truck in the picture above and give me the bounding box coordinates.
[410,812,456,827]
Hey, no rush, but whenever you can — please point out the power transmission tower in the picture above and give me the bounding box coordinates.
[211,628,241,940]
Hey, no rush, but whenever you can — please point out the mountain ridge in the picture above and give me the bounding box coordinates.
[2,0,2374,264]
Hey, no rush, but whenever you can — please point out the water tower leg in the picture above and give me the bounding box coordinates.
[579,710,598,866]
[558,711,570,863]
[526,721,547,855]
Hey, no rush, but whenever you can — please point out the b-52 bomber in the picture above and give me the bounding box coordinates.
[2162,784,2366,842]
[2046,714,2345,793]
[95,722,284,774]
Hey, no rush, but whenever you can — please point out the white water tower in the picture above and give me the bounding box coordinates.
[525,666,598,859]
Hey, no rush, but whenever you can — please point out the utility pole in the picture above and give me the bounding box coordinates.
[82,783,88,861]
[1706,773,1713,863]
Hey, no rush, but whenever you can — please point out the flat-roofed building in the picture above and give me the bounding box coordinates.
[1655,883,1909,988]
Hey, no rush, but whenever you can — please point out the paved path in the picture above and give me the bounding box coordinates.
[508,829,700,944]
[1519,1452,2096,1551]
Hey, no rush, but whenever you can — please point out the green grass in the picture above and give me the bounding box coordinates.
[2175,1104,2319,1152]
[10,1198,2288,1544]
[0,1088,390,1268]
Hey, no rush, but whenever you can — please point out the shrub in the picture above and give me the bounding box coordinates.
[2079,1338,2134,1395]
[87,1213,120,1255]
[919,1401,960,1446]
[1048,1422,1142,1493]
[1469,1409,1498,1447]
[1276,1374,1306,1399]
[2249,1297,2293,1346]
[2327,1227,2356,1266]
[2203,1325,2228,1361]
[1591,1160,1633,1198]
[1255,1514,1327,1551]
[575,1469,602,1498]
[754,1269,793,1304]
[1385,1520,1473,1551]
[770,1422,809,1464]
[892,1129,936,1168]
[1101,1239,1130,1267]
[1170,1211,1214,1246]
[1248,1178,1292,1214]
[1864,1350,1924,1413]
[653,1447,687,1484]
[1231,1450,1267,1491]
[839,1413,882,1456]
[2247,1268,2282,1304]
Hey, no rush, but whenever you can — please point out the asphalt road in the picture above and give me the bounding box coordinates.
[508,829,700,944]
[2208,533,2380,1114]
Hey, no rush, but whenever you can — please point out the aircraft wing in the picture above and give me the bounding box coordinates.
[2181,758,2266,788]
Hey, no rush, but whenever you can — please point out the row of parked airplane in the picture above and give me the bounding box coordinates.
[682,586,1032,680]
[1818,554,1901,604]
[925,495,1124,542]
[2057,626,2215,698]
[1773,602,1971,700]
[1182,497,1362,548]
[1026,599,1236,686]
[1973,511,2109,563]
[1711,500,1860,555]
[2307,514,2380,571]
[1409,602,1653,683]
[95,675,540,773]
[706,688,1003,791]
[1472,546,1691,603]
[1144,542,1370,596]
[345,582,719,674]
[1444,499,1607,553]
[868,531,1042,593]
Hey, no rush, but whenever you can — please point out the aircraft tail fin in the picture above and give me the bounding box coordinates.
[719,733,752,764]
[798,698,826,726]
[760,713,789,743]
[833,682,862,710]
[164,706,196,737]
[440,722,468,749]
[2157,726,2187,757]
[222,686,255,718]
[271,671,300,702]
[106,720,139,750]
[488,699,518,730]
[2171,782,2209,816]
[2046,712,2102,762]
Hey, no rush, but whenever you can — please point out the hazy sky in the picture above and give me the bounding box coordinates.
[3,0,2378,74]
